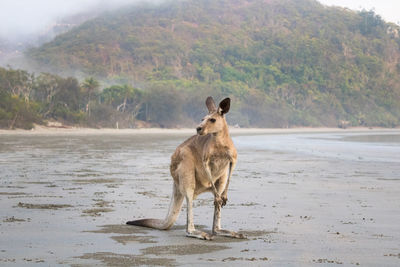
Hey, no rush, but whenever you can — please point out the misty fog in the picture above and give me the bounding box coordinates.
[0,0,164,43]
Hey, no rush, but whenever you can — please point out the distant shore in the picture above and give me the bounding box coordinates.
[0,124,398,135]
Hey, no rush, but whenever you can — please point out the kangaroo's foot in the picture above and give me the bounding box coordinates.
[186,230,213,240]
[213,229,246,239]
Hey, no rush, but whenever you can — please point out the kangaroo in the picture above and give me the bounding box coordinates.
[127,96,244,240]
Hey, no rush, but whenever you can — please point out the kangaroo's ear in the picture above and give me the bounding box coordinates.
[206,96,217,113]
[218,98,231,115]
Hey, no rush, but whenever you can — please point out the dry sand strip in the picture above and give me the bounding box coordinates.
[1,124,398,136]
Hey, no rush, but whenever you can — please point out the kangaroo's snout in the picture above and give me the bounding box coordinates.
[196,127,202,134]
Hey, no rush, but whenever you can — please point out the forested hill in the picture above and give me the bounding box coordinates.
[26,0,400,127]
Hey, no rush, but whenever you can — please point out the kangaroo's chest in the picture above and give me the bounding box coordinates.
[206,150,232,178]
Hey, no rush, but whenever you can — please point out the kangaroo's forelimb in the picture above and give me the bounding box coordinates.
[211,161,245,239]
[221,161,235,206]
[203,160,222,202]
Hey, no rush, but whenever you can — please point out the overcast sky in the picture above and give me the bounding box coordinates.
[318,0,400,24]
[1,0,399,42]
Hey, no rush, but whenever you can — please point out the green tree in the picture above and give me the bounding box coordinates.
[101,84,143,120]
[81,77,100,117]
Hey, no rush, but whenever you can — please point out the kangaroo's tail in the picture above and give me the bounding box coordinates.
[126,184,184,230]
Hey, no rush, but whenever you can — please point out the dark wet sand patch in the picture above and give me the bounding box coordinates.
[116,224,245,244]
[372,234,392,238]
[76,173,102,178]
[6,195,63,199]
[111,235,157,244]
[239,202,259,206]
[211,235,248,243]
[71,178,123,184]
[23,258,45,263]
[3,216,27,222]
[312,258,343,264]
[74,252,175,267]
[93,199,114,208]
[0,186,26,189]
[137,191,158,197]
[166,225,247,243]
[0,192,29,196]
[0,258,16,263]
[0,258,45,263]
[28,195,63,198]
[85,224,149,235]
[221,256,269,262]
[106,184,120,188]
[238,230,277,237]
[23,181,53,185]
[170,224,207,230]
[63,187,83,191]
[82,208,114,216]
[17,202,73,210]
[141,244,230,256]
[384,253,400,258]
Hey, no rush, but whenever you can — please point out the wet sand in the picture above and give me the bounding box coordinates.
[0,129,399,266]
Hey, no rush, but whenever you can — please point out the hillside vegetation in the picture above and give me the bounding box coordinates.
[20,0,400,127]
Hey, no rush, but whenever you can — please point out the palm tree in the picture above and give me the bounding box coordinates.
[81,77,99,117]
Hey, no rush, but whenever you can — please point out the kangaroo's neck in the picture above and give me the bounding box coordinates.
[212,122,230,146]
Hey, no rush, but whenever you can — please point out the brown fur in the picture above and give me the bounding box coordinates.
[127,97,244,240]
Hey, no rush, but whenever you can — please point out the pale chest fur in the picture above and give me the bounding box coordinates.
[192,135,237,188]
[205,144,235,179]
[208,151,231,177]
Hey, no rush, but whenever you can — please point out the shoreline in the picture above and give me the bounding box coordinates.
[0,125,399,136]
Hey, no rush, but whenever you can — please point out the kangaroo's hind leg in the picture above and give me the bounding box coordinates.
[177,162,213,240]
[212,201,245,238]
[185,190,213,240]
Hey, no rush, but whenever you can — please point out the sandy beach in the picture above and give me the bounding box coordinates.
[1,128,399,266]
[0,124,397,136]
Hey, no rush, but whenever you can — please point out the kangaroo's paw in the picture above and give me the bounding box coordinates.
[186,230,214,240]
[221,196,228,207]
[214,195,224,207]
[213,229,246,239]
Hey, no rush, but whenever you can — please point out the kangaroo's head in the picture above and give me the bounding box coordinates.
[196,96,231,136]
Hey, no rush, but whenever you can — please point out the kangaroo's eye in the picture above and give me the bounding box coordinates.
[209,118,216,123]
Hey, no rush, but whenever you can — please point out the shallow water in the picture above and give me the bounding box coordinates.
[235,131,400,163]
[1,130,400,266]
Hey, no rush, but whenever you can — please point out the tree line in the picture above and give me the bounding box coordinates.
[2,63,400,129]
[0,66,234,129]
